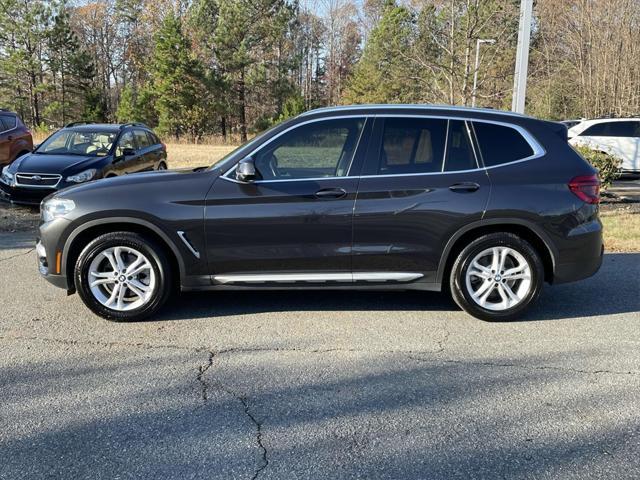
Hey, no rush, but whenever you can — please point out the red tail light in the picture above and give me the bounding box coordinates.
[568,174,600,204]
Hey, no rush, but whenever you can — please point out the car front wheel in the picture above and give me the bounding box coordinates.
[74,232,172,321]
[449,233,544,321]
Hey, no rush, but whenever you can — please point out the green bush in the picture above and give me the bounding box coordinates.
[573,145,622,189]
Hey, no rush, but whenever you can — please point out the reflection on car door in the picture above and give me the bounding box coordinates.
[0,114,16,165]
[352,117,490,285]
[133,129,156,171]
[204,117,369,281]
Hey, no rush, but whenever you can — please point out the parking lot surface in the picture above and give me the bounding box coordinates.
[0,231,639,479]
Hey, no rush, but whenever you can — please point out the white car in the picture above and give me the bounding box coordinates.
[568,118,640,173]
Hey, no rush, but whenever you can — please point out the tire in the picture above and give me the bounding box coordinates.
[157,162,167,171]
[449,232,544,322]
[74,232,172,322]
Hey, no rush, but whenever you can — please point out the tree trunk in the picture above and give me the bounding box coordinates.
[239,68,247,143]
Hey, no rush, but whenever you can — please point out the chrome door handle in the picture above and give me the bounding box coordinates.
[315,188,347,199]
[449,182,480,192]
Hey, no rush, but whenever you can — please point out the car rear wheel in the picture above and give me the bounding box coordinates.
[74,232,172,322]
[449,233,544,321]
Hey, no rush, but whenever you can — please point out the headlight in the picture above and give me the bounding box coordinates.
[66,169,96,183]
[41,198,75,223]
[1,166,15,185]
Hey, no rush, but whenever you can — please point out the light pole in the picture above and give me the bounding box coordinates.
[472,39,495,108]
[512,0,534,113]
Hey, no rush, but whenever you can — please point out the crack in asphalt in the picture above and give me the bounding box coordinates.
[0,248,34,264]
[197,350,269,480]
[407,355,640,376]
[436,327,450,354]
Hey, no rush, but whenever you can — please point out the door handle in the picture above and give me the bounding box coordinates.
[449,182,480,193]
[315,188,347,199]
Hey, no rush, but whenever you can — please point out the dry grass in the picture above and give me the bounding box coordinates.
[601,211,640,252]
[166,143,237,169]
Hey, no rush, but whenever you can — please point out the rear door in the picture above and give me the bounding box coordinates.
[352,116,490,285]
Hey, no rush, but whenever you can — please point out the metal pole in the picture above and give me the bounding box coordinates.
[511,0,533,114]
[472,39,495,108]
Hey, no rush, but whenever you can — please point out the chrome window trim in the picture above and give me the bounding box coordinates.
[14,172,62,189]
[220,112,545,184]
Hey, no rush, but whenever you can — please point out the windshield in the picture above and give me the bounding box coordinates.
[37,130,117,157]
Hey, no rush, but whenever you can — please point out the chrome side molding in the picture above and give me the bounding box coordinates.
[213,272,423,285]
[177,231,200,259]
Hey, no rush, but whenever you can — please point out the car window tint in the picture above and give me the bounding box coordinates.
[579,121,639,137]
[443,120,477,172]
[252,118,364,180]
[0,114,16,131]
[473,122,534,167]
[377,118,447,175]
[145,131,158,146]
[116,131,136,156]
[134,130,151,150]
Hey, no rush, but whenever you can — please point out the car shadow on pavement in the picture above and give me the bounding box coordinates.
[156,253,640,323]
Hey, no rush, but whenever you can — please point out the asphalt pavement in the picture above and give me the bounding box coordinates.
[0,232,639,480]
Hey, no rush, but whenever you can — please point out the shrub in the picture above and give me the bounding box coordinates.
[573,145,622,189]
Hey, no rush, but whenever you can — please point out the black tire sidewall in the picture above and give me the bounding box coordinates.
[450,233,544,321]
[74,232,171,322]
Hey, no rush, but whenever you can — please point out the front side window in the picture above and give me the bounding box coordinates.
[115,131,136,157]
[37,130,117,157]
[376,118,448,175]
[251,118,365,180]
[473,122,534,167]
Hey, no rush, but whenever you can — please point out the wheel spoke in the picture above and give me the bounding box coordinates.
[116,284,127,310]
[105,283,120,307]
[90,271,112,278]
[128,261,151,277]
[490,248,500,272]
[469,260,491,279]
[125,255,144,275]
[102,251,118,272]
[501,282,521,303]
[113,247,126,272]
[90,278,113,288]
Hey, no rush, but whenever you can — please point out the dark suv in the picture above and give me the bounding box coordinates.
[0,109,33,166]
[1,122,167,205]
[35,105,603,322]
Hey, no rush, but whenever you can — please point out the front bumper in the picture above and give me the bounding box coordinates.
[36,217,73,292]
[0,181,56,206]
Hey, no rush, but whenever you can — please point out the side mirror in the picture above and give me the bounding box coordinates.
[122,147,136,157]
[236,157,257,182]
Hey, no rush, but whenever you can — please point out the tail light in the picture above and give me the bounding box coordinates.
[569,174,600,204]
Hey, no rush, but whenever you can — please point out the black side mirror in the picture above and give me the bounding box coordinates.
[236,157,257,182]
[122,147,136,157]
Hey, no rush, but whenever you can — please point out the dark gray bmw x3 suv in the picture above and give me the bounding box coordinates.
[36,105,603,322]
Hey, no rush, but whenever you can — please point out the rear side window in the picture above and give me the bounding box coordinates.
[377,118,447,174]
[473,122,534,167]
[134,129,152,149]
[0,114,16,131]
[581,121,640,137]
[443,120,477,172]
[146,131,159,146]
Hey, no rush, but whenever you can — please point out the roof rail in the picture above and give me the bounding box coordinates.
[65,121,93,128]
[119,122,149,129]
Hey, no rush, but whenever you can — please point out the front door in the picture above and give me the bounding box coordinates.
[204,117,368,283]
[352,117,490,285]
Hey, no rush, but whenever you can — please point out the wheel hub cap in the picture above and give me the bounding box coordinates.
[87,246,156,312]
[465,246,532,312]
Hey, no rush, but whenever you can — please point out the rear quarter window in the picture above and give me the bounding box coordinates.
[473,122,535,167]
[0,114,17,131]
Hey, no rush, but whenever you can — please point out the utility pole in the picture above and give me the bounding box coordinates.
[511,0,533,114]
[472,39,495,108]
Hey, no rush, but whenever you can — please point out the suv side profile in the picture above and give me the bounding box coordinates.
[0,109,33,166]
[568,117,640,173]
[36,105,603,322]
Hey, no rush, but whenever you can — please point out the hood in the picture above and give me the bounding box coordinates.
[10,152,108,176]
[53,166,222,199]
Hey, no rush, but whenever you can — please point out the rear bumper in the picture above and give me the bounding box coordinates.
[553,219,604,284]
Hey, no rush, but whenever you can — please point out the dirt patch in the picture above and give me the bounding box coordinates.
[0,202,39,234]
